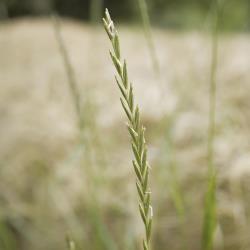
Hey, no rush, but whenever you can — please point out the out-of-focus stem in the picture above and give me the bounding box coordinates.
[137,0,160,76]
[90,0,103,25]
[52,15,84,132]
[202,1,220,250]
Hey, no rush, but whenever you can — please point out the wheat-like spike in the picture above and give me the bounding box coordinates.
[103,9,153,250]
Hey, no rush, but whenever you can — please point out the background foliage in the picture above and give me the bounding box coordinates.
[0,0,249,30]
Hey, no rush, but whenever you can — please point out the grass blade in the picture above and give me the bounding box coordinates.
[137,0,160,76]
[202,1,220,249]
[52,14,84,131]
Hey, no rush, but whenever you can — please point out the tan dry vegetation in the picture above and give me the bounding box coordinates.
[0,18,250,250]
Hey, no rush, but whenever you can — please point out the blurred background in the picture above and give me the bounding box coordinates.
[0,0,250,250]
[0,0,250,30]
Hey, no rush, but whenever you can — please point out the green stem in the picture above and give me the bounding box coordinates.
[202,1,220,250]
[137,0,160,76]
[208,0,219,176]
[52,15,84,132]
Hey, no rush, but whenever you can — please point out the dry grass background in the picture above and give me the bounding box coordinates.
[0,18,250,250]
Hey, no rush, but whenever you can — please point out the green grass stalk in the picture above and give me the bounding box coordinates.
[52,15,84,132]
[53,15,117,250]
[202,1,219,250]
[137,0,160,76]
[103,9,153,250]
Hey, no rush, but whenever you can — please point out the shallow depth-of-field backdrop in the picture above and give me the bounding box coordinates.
[0,0,250,250]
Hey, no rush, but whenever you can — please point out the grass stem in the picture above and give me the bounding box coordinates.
[52,15,84,132]
[202,1,220,249]
[137,0,160,76]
